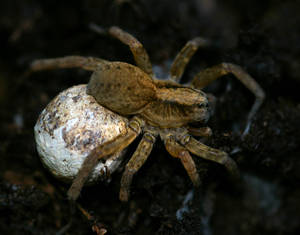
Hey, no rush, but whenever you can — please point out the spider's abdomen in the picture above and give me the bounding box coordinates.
[87,61,156,116]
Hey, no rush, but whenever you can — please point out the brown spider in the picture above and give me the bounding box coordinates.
[31,26,265,203]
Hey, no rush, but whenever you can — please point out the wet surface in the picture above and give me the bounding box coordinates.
[0,0,300,234]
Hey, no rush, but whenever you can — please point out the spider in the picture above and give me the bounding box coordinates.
[31,25,265,203]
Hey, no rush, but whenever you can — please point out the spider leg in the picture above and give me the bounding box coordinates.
[57,199,107,234]
[170,37,209,83]
[56,201,75,235]
[30,56,109,72]
[164,137,200,187]
[119,132,156,202]
[180,135,240,178]
[191,63,265,136]
[93,24,153,76]
[108,26,153,76]
[77,203,107,234]
[67,117,143,202]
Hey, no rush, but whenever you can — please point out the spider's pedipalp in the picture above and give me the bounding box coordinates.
[188,126,212,137]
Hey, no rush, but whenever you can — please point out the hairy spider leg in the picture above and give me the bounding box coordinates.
[107,26,153,76]
[77,203,107,234]
[170,37,209,83]
[119,132,156,201]
[68,117,143,202]
[165,137,201,187]
[180,135,240,178]
[57,201,107,235]
[191,63,265,136]
[30,56,108,72]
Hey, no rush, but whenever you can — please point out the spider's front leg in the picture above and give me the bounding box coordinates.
[191,63,265,136]
[179,135,240,178]
[119,132,156,202]
[164,137,201,187]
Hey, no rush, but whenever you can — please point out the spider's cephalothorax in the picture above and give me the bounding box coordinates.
[31,26,265,203]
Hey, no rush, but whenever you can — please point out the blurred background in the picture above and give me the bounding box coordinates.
[0,0,300,234]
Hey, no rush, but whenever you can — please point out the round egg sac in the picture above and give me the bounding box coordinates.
[34,84,128,183]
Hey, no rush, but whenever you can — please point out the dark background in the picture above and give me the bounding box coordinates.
[1,0,300,234]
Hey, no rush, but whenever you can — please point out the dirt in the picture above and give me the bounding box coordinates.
[0,0,300,234]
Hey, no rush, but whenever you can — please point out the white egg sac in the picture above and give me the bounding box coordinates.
[34,84,128,183]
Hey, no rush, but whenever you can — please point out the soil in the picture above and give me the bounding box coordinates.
[0,0,300,234]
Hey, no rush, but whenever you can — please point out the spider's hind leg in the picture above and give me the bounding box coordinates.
[68,116,143,202]
[108,26,153,76]
[30,56,109,72]
[90,23,153,76]
[170,37,209,83]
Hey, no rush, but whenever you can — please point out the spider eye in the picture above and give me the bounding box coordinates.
[197,102,208,108]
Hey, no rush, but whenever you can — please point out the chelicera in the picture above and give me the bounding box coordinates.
[31,25,265,203]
